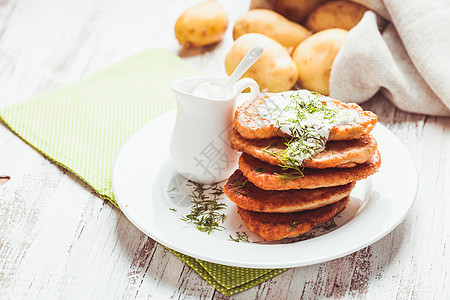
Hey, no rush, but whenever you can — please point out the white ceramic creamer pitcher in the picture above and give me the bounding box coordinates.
[170,76,259,184]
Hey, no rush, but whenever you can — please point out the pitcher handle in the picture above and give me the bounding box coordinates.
[232,78,259,100]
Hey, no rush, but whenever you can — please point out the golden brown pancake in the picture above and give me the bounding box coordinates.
[237,196,350,241]
[224,169,355,213]
[239,152,381,190]
[234,94,378,140]
[230,128,378,169]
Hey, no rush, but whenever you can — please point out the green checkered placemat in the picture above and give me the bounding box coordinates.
[0,48,286,296]
[169,250,286,295]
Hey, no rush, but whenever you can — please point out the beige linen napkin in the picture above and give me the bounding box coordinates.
[331,0,450,116]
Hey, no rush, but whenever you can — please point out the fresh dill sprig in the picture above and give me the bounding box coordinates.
[166,187,176,193]
[265,91,346,176]
[235,178,247,189]
[230,178,249,195]
[260,143,279,157]
[180,181,227,234]
[228,231,251,243]
[274,171,303,182]
[210,184,224,196]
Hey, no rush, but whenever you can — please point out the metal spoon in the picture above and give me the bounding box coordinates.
[218,44,263,98]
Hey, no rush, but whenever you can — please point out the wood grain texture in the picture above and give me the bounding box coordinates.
[0,0,448,299]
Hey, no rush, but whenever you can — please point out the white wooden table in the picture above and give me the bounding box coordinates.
[0,0,448,298]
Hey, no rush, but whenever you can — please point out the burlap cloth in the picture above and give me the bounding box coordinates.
[250,0,450,116]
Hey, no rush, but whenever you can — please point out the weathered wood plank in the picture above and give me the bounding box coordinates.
[0,0,448,299]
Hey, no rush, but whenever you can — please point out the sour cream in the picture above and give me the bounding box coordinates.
[191,82,232,99]
[257,90,360,165]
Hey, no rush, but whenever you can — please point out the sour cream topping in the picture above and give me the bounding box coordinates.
[256,90,360,166]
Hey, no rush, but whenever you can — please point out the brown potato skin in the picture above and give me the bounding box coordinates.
[174,1,228,48]
[274,0,327,24]
[233,9,310,52]
[306,0,368,32]
[225,33,298,92]
[249,0,276,10]
[292,28,348,95]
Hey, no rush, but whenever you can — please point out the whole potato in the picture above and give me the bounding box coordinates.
[233,9,310,53]
[174,1,228,48]
[292,28,348,95]
[225,33,298,92]
[249,0,276,10]
[274,0,327,23]
[305,1,368,32]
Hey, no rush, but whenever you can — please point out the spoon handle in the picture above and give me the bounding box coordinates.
[219,44,263,97]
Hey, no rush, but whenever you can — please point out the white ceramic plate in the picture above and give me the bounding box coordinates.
[112,110,418,268]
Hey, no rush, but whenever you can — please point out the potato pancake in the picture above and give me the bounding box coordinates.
[230,128,378,168]
[237,196,350,241]
[224,169,355,213]
[234,94,378,140]
[238,151,381,190]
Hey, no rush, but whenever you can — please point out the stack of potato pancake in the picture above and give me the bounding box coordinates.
[224,92,381,241]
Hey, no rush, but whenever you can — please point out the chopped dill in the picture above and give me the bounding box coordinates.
[169,208,177,212]
[289,221,300,231]
[166,187,176,193]
[230,178,249,195]
[274,171,303,182]
[210,185,224,196]
[234,178,247,189]
[229,231,251,243]
[180,181,227,234]
[260,144,279,157]
[229,231,262,243]
[260,91,354,176]
[252,166,266,174]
